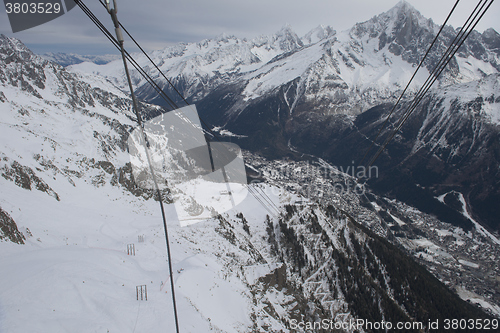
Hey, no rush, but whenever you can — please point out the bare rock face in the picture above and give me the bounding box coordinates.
[0,207,25,244]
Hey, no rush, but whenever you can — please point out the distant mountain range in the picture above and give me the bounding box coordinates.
[42,52,119,67]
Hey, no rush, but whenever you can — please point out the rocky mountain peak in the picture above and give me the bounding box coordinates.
[302,25,336,45]
[391,0,420,15]
[1,34,41,64]
[351,0,433,42]
[482,28,500,54]
[272,25,304,52]
[483,27,500,40]
[383,0,428,25]
[0,35,50,98]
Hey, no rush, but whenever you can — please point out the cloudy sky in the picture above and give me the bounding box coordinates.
[1,0,499,55]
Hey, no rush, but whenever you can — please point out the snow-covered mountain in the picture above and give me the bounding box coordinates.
[71,1,499,117]
[1,31,497,332]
